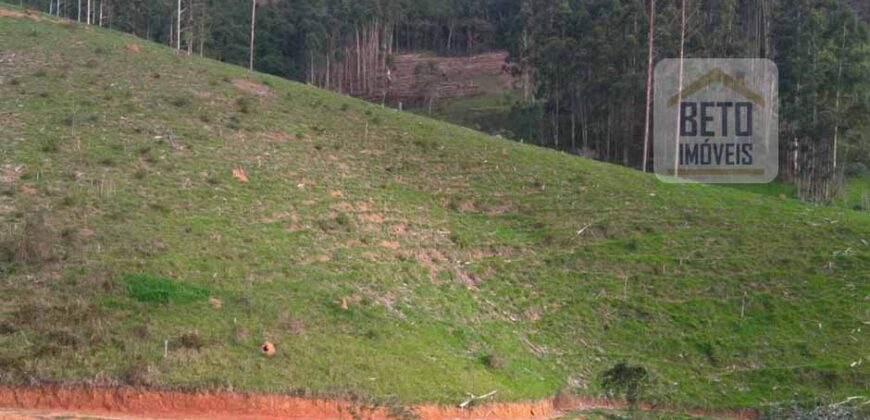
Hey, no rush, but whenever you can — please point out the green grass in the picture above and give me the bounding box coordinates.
[841,175,870,211]
[411,72,521,137]
[0,5,869,414]
[123,274,211,304]
[727,175,869,212]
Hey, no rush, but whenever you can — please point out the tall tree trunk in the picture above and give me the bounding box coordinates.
[673,0,686,176]
[642,0,655,172]
[176,0,182,50]
[570,90,576,152]
[249,0,256,70]
[832,21,847,173]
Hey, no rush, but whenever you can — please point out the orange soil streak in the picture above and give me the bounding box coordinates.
[0,386,760,419]
[0,386,552,419]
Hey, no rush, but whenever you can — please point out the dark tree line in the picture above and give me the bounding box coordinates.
[505,0,869,203]
[13,0,870,202]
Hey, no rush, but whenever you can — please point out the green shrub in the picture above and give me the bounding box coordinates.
[236,97,254,114]
[601,361,648,406]
[169,96,192,108]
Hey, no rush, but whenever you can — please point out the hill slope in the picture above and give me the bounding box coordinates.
[1,6,868,412]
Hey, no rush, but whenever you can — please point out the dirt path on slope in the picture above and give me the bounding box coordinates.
[0,386,760,420]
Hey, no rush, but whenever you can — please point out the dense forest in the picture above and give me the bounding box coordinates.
[11,0,870,202]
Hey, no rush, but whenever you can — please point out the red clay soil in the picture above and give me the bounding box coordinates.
[0,386,759,419]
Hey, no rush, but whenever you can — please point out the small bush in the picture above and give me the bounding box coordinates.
[448,232,470,248]
[175,332,206,350]
[601,361,648,406]
[236,97,254,114]
[227,115,242,130]
[40,138,59,153]
[335,212,352,227]
[169,96,192,108]
[122,273,210,304]
[11,210,56,264]
[481,353,504,369]
[317,213,354,232]
[0,321,17,335]
[121,359,157,385]
[45,329,84,348]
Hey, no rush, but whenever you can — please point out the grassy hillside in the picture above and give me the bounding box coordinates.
[727,176,870,212]
[1,6,868,413]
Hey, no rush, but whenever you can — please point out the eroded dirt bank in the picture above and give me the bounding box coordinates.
[0,386,549,419]
[0,386,759,419]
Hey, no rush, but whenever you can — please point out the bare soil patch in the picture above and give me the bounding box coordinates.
[1,164,24,187]
[262,131,296,142]
[0,7,40,20]
[231,79,272,96]
[361,213,385,224]
[349,51,514,104]
[232,167,248,183]
[0,385,759,419]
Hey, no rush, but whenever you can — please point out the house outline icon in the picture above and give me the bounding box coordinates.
[667,68,765,108]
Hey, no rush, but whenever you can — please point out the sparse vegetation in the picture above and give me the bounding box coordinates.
[6,210,56,265]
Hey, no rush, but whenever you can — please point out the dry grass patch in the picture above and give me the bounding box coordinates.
[262,131,296,142]
[0,164,24,187]
[231,79,272,96]
[0,7,41,20]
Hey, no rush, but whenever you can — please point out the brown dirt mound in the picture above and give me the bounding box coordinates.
[0,386,760,419]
